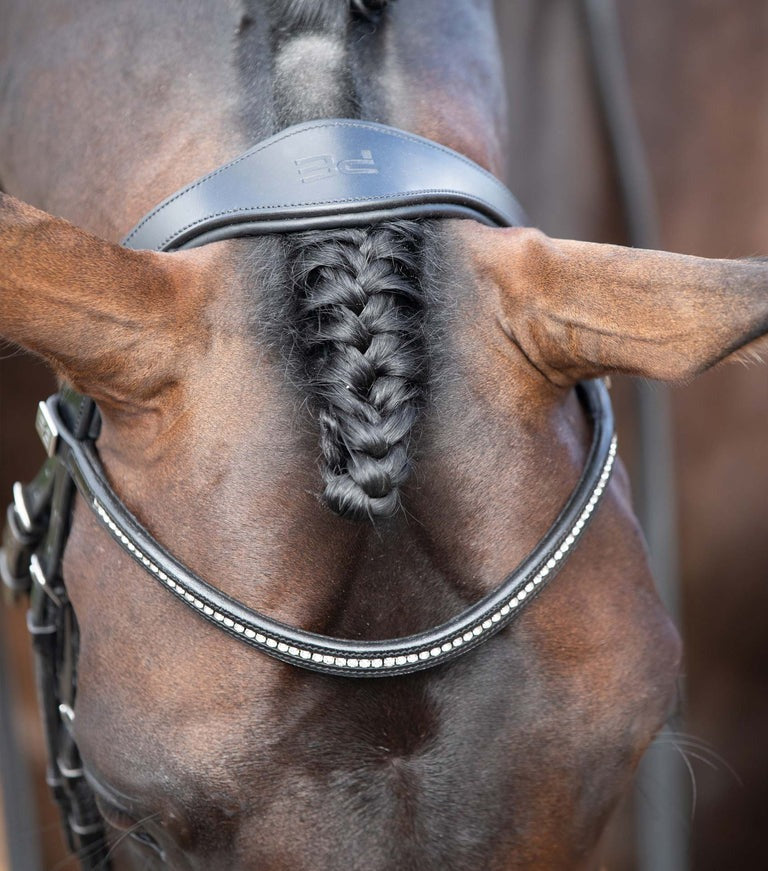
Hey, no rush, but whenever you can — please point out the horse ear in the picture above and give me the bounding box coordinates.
[0,192,209,410]
[456,222,768,385]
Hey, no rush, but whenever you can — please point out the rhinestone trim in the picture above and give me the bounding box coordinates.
[90,437,617,674]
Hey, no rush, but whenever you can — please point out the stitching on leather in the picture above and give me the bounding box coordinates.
[73,400,616,675]
[123,120,515,245]
[152,190,512,250]
[73,396,90,437]
[86,436,608,659]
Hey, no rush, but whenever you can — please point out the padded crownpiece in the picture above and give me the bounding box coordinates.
[122,119,527,252]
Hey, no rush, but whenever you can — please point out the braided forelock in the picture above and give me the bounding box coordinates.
[288,221,429,520]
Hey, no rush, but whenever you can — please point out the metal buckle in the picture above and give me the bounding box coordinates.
[68,817,105,837]
[57,756,83,779]
[35,400,60,458]
[26,611,56,635]
[58,703,75,726]
[46,771,65,790]
[12,482,34,532]
[29,553,63,607]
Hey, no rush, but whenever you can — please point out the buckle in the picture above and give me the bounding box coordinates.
[35,400,60,458]
[45,764,66,792]
[57,756,83,779]
[12,482,34,532]
[29,553,63,607]
[68,816,105,837]
[58,703,75,726]
[25,610,56,635]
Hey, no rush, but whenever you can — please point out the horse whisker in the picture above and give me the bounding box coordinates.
[669,741,698,820]
[653,731,743,785]
[99,811,163,868]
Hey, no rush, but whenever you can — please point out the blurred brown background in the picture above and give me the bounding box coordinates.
[2,1,767,868]
[497,1,768,867]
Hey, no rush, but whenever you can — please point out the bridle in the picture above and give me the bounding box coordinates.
[1,119,616,867]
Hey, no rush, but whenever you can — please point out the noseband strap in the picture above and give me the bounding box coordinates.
[35,381,615,678]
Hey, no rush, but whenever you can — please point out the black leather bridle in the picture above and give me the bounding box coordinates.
[1,119,616,867]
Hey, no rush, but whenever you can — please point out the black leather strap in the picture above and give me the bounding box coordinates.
[36,382,616,678]
[2,389,112,868]
[122,119,527,251]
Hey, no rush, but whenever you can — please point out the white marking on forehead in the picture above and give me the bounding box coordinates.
[275,34,345,73]
[274,34,347,110]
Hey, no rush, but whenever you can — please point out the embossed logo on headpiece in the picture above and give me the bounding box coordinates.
[295,150,379,183]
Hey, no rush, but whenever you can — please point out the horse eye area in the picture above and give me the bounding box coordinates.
[93,795,138,830]
[93,794,164,856]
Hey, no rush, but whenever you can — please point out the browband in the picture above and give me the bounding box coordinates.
[122,119,527,251]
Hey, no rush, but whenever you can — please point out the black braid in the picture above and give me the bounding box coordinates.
[287,221,428,520]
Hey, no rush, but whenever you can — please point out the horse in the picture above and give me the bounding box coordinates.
[1,1,767,869]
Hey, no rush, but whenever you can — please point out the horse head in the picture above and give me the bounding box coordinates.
[1,1,766,868]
